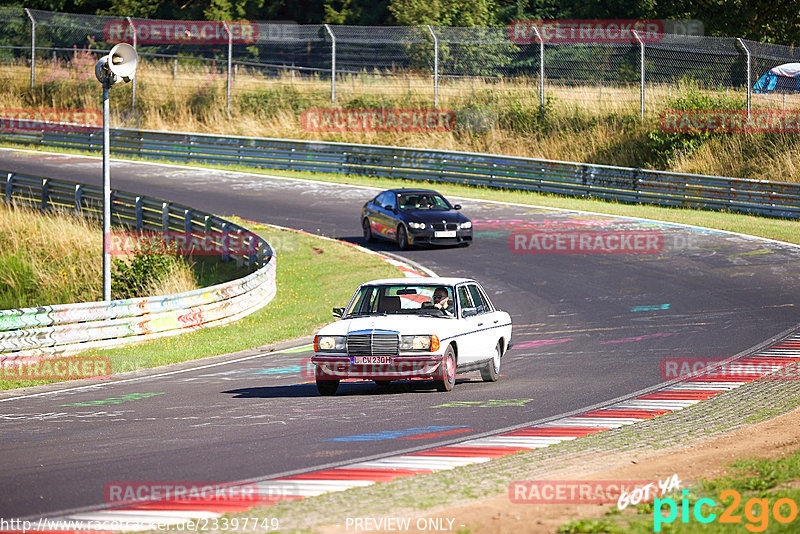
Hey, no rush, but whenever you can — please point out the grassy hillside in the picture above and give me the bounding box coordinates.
[0,202,230,308]
[2,58,799,182]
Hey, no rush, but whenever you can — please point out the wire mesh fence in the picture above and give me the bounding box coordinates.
[2,8,800,117]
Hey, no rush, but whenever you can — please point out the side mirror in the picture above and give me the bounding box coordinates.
[332,307,345,318]
[454,204,462,210]
[462,308,477,317]
[384,205,395,212]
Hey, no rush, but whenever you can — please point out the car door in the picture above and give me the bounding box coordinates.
[367,192,394,241]
[455,284,482,364]
[466,283,496,359]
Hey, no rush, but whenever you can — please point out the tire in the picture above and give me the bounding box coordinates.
[397,225,409,250]
[434,345,457,392]
[315,367,339,396]
[362,218,373,242]
[316,377,339,396]
[480,342,502,382]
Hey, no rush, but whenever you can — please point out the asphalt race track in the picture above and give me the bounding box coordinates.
[2,148,800,519]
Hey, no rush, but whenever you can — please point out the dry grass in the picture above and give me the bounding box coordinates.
[2,57,800,182]
[0,202,202,308]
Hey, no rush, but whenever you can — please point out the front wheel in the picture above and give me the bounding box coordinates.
[480,342,502,382]
[397,225,409,250]
[316,378,339,396]
[362,218,373,242]
[316,367,340,396]
[434,345,457,392]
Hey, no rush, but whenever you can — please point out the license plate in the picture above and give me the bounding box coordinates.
[351,356,393,364]
[435,230,456,238]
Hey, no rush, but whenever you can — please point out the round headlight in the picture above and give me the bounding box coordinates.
[318,336,336,350]
[408,222,426,230]
[411,336,431,350]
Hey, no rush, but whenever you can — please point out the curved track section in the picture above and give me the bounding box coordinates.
[2,149,800,520]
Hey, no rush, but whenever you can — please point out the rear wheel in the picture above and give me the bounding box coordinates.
[362,218,373,242]
[480,342,502,382]
[434,345,457,392]
[397,225,409,250]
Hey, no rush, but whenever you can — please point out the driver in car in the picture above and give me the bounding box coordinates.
[432,287,455,317]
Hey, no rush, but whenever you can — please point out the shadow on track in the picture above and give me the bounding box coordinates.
[223,378,480,398]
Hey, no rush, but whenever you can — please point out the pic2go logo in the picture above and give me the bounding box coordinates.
[654,489,799,532]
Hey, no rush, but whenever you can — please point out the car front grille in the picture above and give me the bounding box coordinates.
[431,223,459,231]
[347,332,399,357]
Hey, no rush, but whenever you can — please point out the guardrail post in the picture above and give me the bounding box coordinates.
[161,202,170,232]
[75,184,83,213]
[632,30,645,121]
[222,21,232,116]
[127,17,137,110]
[531,24,544,113]
[427,25,439,108]
[25,9,35,89]
[41,178,49,210]
[737,38,752,118]
[184,209,192,235]
[5,173,12,203]
[323,24,336,105]
[221,222,230,262]
[135,196,143,230]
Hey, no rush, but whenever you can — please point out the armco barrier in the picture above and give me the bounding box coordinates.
[2,125,799,218]
[0,171,276,360]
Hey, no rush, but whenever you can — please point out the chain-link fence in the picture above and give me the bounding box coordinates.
[2,8,800,118]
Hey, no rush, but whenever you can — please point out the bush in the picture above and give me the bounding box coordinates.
[113,253,189,300]
[646,82,746,167]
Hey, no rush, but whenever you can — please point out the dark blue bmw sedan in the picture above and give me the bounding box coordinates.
[361,189,472,250]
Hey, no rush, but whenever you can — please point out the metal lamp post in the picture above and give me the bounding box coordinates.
[94,43,138,302]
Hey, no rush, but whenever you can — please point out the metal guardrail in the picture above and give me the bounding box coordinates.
[2,125,799,219]
[0,171,276,359]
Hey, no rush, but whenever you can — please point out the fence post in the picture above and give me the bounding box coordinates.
[75,184,83,213]
[737,38,752,118]
[632,30,645,120]
[162,202,170,232]
[324,24,336,105]
[135,196,143,230]
[222,21,232,115]
[4,173,12,203]
[531,24,544,113]
[126,17,137,110]
[427,25,439,108]
[25,8,35,89]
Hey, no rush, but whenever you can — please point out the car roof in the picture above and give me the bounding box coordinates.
[360,277,477,286]
[386,188,443,195]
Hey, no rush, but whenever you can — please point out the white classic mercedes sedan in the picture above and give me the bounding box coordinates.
[311,277,513,395]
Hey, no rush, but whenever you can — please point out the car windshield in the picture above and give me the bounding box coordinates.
[345,284,455,317]
[397,193,451,211]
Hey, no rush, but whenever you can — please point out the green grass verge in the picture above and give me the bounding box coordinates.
[3,142,799,247]
[557,449,800,533]
[1,222,400,390]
